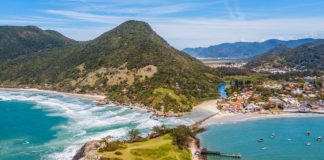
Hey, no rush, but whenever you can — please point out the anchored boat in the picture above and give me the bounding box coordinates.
[257,138,264,143]
[306,131,311,136]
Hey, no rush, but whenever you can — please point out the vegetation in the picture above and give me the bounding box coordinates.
[0,20,221,113]
[128,129,142,142]
[216,67,253,76]
[183,38,321,58]
[0,26,75,62]
[269,71,323,81]
[99,134,191,160]
[245,41,324,71]
[170,125,194,149]
[98,125,196,160]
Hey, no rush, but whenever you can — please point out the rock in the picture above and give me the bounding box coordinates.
[72,140,102,160]
[96,99,109,106]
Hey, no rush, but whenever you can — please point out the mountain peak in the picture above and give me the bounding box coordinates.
[95,20,168,46]
[113,20,154,34]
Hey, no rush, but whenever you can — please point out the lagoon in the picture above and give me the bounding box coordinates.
[198,117,324,160]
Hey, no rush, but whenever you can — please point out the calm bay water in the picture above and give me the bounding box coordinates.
[0,91,193,160]
[198,117,324,160]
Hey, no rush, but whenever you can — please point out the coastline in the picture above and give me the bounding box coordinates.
[189,101,324,160]
[202,112,324,127]
[0,87,191,117]
[0,87,106,101]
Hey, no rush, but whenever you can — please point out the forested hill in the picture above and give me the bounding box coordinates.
[245,41,324,71]
[183,38,322,58]
[0,26,75,61]
[0,20,221,113]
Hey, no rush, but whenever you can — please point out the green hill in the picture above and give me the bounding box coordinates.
[0,26,75,61]
[0,20,221,113]
[183,38,322,58]
[245,42,324,71]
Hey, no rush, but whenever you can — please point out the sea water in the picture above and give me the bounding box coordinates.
[198,117,324,160]
[0,91,193,160]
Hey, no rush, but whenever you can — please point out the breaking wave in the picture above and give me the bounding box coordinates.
[0,90,193,160]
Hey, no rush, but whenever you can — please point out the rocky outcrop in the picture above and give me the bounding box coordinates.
[73,140,103,160]
[96,99,110,106]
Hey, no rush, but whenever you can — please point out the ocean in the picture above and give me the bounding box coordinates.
[198,117,324,160]
[0,90,193,160]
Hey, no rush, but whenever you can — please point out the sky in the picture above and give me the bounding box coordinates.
[1,0,324,49]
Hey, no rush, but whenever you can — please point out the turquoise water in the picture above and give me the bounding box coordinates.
[218,83,227,98]
[0,101,67,160]
[0,91,193,160]
[198,117,324,160]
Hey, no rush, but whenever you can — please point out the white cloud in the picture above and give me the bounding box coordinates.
[46,10,126,24]
[224,0,244,20]
[3,8,324,50]
[151,18,324,49]
[49,17,324,49]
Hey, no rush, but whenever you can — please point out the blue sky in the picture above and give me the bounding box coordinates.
[1,0,324,49]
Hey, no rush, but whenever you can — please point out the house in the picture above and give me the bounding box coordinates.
[291,88,303,95]
[245,103,260,112]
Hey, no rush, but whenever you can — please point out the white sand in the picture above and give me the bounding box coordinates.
[193,100,220,114]
[0,87,106,101]
[202,112,324,126]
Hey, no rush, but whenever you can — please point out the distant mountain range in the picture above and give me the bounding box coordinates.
[183,39,323,58]
[245,41,324,71]
[0,20,221,114]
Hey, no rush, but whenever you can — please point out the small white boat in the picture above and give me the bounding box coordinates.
[317,136,322,142]
[288,138,292,141]
[257,138,264,143]
[271,133,276,139]
[261,147,267,150]
[306,142,312,146]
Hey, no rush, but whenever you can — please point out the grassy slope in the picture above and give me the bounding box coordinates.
[99,135,191,160]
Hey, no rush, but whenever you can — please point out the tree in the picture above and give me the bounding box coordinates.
[128,129,140,142]
[152,125,170,136]
[171,125,193,149]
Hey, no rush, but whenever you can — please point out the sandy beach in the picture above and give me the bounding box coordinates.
[0,87,106,101]
[190,99,324,127]
[202,112,324,126]
[193,100,220,114]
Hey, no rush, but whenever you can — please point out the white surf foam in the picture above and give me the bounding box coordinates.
[0,91,194,160]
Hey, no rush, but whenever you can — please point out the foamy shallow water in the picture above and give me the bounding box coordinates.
[0,91,193,160]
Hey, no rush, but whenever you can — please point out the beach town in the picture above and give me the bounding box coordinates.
[215,76,324,115]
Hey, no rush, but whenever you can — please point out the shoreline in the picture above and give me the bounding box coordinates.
[202,112,324,127]
[189,101,324,160]
[0,87,189,117]
[0,87,106,101]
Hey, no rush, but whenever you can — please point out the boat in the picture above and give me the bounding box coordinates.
[271,133,276,139]
[317,136,322,142]
[306,142,312,146]
[257,138,264,143]
[306,131,311,136]
[288,138,292,141]
[261,147,267,150]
